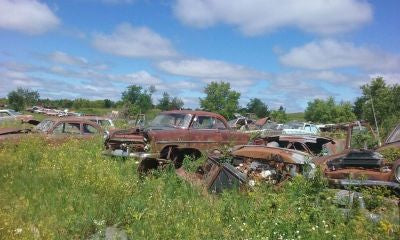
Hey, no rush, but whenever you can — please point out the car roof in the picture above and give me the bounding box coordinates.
[161,110,227,121]
[79,116,111,120]
[43,117,102,126]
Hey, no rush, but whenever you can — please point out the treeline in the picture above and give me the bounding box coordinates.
[3,77,398,131]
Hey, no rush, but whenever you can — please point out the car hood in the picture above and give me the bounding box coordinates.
[231,145,311,165]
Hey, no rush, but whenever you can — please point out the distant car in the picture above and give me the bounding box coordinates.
[0,109,33,123]
[80,116,115,129]
[0,117,103,141]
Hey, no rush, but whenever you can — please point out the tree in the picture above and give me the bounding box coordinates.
[121,85,155,114]
[200,82,240,119]
[170,97,184,110]
[305,97,355,123]
[7,88,39,111]
[157,92,171,111]
[157,92,184,111]
[104,99,113,108]
[246,98,269,118]
[270,106,288,123]
[354,77,400,138]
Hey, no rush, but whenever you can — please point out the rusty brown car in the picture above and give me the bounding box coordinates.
[103,110,249,170]
[0,117,103,141]
[315,122,400,194]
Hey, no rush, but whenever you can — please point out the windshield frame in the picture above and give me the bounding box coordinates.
[147,113,193,129]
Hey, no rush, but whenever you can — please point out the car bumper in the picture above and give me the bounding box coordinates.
[103,149,159,160]
[330,179,400,190]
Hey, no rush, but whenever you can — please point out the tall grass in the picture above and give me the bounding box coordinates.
[0,136,398,239]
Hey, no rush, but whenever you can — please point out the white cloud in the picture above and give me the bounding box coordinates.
[158,58,266,81]
[279,40,400,71]
[49,51,88,66]
[0,0,60,35]
[369,73,400,85]
[93,23,178,58]
[173,0,372,35]
[116,70,162,85]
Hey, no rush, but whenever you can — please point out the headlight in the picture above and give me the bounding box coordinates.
[103,130,109,140]
[395,165,400,183]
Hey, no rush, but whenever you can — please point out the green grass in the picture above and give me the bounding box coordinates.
[0,137,399,239]
[287,112,305,122]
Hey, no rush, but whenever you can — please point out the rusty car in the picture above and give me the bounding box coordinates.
[178,134,337,193]
[315,122,400,194]
[103,110,250,170]
[180,122,400,195]
[0,117,103,141]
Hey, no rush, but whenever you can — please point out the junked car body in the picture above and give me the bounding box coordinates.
[0,117,103,141]
[0,109,33,123]
[103,110,250,170]
[315,122,400,195]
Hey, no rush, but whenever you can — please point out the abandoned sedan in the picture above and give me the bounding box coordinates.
[0,117,103,141]
[103,110,249,170]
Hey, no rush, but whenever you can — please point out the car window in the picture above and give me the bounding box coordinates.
[213,118,227,129]
[53,122,81,134]
[83,124,98,134]
[192,116,213,129]
[99,120,111,126]
[0,112,11,117]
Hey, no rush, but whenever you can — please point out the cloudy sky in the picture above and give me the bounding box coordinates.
[0,0,399,112]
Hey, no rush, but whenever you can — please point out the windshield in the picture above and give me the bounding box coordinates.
[148,113,192,129]
[9,110,21,115]
[283,122,304,129]
[34,120,55,132]
[262,122,279,130]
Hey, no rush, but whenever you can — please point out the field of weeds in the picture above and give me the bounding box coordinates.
[0,136,399,239]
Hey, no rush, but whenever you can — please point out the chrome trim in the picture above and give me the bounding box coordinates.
[103,149,159,160]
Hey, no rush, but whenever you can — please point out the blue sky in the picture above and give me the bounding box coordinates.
[0,0,399,112]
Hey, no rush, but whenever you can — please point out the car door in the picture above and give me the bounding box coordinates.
[188,115,222,151]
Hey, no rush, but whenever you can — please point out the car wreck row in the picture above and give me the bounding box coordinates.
[103,110,400,196]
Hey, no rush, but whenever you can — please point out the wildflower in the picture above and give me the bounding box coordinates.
[325,230,330,234]
[296,230,300,234]
[15,228,22,234]
[311,227,315,231]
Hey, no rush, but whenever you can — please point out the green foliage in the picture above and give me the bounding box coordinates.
[121,85,155,115]
[0,137,398,239]
[246,98,269,118]
[200,81,240,119]
[182,155,206,173]
[7,88,40,111]
[380,147,400,164]
[354,77,400,140]
[305,97,356,123]
[351,128,378,149]
[270,106,288,123]
[157,92,184,111]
